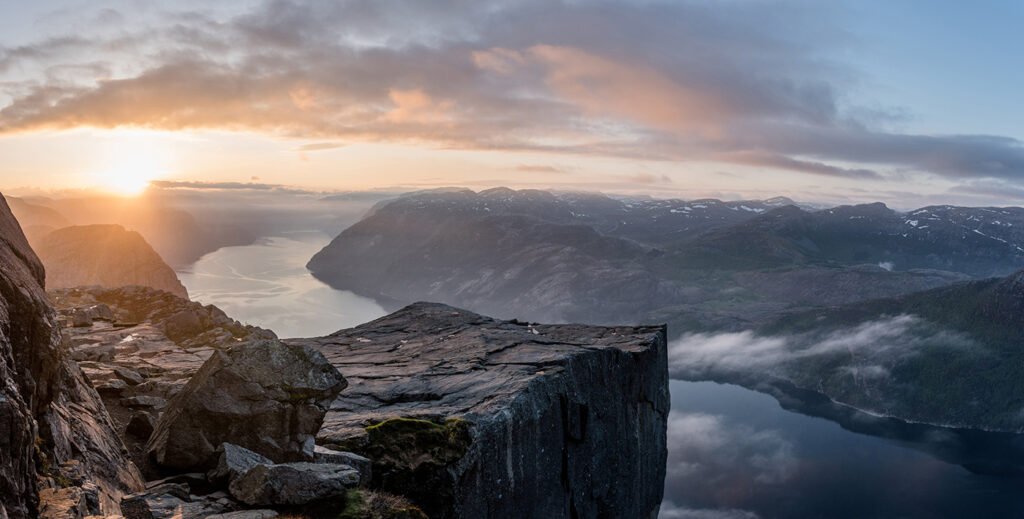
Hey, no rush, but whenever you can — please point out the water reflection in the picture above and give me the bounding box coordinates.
[664,380,1024,518]
[177,231,387,338]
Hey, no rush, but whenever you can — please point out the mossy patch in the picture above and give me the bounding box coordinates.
[336,416,471,518]
[337,489,429,519]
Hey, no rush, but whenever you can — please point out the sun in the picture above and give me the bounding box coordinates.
[98,168,155,196]
[91,134,172,196]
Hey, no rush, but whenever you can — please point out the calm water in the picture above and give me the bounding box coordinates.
[177,231,387,339]
[664,380,1024,518]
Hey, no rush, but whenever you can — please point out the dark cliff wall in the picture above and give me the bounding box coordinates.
[0,194,62,517]
[453,330,668,519]
[292,302,669,518]
[0,195,143,518]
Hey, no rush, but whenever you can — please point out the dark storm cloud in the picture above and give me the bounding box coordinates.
[1,0,1023,182]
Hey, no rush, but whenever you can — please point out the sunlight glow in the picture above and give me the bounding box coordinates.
[89,131,174,196]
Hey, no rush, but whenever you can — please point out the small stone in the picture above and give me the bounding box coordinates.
[121,395,167,409]
[113,366,145,385]
[94,378,128,396]
[314,445,371,485]
[228,462,360,506]
[207,443,272,486]
[207,511,279,519]
[71,308,93,327]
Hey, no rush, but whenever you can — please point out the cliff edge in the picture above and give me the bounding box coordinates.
[289,302,669,519]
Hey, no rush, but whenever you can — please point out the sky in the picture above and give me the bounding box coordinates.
[0,0,1022,208]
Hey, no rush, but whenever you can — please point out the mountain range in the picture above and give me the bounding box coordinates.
[309,188,1020,329]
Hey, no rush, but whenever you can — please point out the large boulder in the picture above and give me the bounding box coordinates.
[228,463,361,506]
[146,340,347,471]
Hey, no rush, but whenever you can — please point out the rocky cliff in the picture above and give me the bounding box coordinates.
[53,285,668,518]
[0,195,143,518]
[34,224,189,298]
[290,302,669,519]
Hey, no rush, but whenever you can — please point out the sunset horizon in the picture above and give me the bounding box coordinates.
[3,2,1024,519]
[2,1,1023,208]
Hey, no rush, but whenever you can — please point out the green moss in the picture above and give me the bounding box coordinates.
[336,489,428,519]
[337,489,366,519]
[336,416,471,518]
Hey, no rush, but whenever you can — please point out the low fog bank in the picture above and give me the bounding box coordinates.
[148,183,401,238]
[659,502,760,519]
[668,315,973,382]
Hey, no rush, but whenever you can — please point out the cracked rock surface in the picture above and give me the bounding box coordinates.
[288,302,669,519]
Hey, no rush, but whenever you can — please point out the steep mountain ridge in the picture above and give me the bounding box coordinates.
[35,224,189,298]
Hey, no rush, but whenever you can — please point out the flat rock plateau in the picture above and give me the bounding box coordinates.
[44,289,668,518]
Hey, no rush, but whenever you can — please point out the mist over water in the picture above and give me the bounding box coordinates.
[177,231,387,338]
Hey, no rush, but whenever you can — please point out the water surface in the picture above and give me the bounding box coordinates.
[664,380,1024,518]
[177,231,387,338]
[178,238,1024,517]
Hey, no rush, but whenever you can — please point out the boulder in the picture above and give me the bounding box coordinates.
[146,340,346,471]
[207,511,278,519]
[121,484,233,519]
[207,443,272,485]
[120,483,189,519]
[228,462,361,506]
[314,445,372,485]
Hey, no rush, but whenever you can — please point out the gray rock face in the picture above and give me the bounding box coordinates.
[228,462,361,506]
[50,286,276,477]
[146,340,347,471]
[0,193,143,518]
[207,443,272,485]
[288,302,669,519]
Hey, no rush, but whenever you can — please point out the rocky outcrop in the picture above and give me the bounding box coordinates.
[0,194,144,518]
[41,277,666,517]
[288,302,669,519]
[228,462,361,506]
[146,340,347,471]
[35,224,188,298]
[49,286,277,478]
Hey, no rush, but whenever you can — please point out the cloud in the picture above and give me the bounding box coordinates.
[515,164,566,174]
[668,315,973,379]
[296,142,346,152]
[659,502,760,519]
[150,180,318,194]
[1,0,1024,183]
